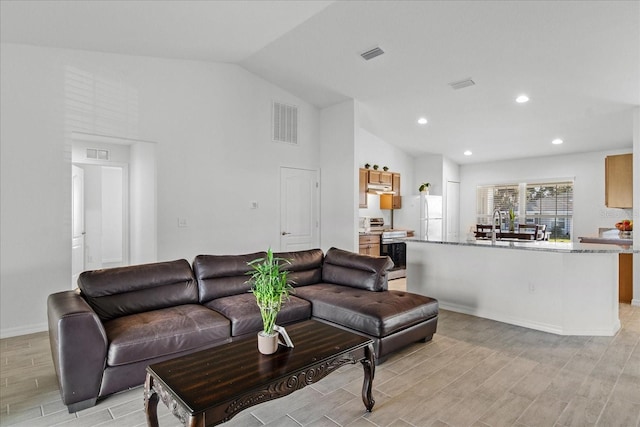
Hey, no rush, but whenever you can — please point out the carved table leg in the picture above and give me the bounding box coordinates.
[187,415,205,427]
[360,343,376,412]
[144,373,160,427]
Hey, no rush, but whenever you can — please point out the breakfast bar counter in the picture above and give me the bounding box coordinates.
[404,238,636,336]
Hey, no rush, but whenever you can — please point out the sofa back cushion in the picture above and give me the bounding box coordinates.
[322,247,394,292]
[274,249,324,287]
[193,252,266,303]
[78,259,198,322]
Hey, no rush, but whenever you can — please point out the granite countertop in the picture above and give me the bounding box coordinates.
[578,228,632,246]
[404,237,636,253]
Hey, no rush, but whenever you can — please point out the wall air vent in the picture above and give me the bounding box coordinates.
[272,101,298,145]
[361,47,385,61]
[86,148,109,160]
[448,78,475,90]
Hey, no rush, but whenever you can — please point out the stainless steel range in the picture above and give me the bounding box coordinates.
[361,218,407,278]
[381,230,407,243]
[381,230,407,279]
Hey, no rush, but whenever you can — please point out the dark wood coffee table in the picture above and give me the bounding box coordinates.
[144,320,375,426]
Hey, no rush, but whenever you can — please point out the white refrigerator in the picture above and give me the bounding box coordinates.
[420,195,443,241]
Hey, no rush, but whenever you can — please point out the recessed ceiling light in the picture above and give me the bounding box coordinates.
[552,138,563,145]
[464,150,473,156]
[516,95,529,103]
[417,117,428,125]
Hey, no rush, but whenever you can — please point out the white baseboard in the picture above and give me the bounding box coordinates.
[632,298,640,307]
[0,323,48,339]
[439,302,619,336]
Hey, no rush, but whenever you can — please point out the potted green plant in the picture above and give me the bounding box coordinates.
[419,182,430,193]
[373,164,379,170]
[508,207,516,232]
[247,249,293,354]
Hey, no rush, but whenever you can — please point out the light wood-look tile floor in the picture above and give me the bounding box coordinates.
[2,288,639,426]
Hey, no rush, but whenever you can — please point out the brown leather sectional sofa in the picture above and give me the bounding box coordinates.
[47,247,438,412]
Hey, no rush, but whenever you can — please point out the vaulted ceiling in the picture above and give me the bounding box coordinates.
[2,0,638,164]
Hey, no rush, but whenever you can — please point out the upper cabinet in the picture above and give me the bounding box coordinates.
[605,153,633,208]
[368,170,393,185]
[359,168,368,208]
[392,173,401,209]
[358,168,402,208]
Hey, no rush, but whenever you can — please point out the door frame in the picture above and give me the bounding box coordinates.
[446,180,460,242]
[71,165,85,288]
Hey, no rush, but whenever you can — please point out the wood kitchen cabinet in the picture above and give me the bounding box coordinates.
[605,153,633,208]
[359,168,401,208]
[359,234,380,256]
[368,170,393,185]
[392,173,401,209]
[619,253,633,303]
[359,168,368,208]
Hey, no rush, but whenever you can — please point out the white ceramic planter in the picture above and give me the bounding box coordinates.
[257,331,279,354]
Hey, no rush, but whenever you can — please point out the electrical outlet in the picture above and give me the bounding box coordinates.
[528,282,535,293]
[250,201,258,209]
[178,218,188,227]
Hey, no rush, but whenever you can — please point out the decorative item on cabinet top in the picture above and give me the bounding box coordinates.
[419,182,430,194]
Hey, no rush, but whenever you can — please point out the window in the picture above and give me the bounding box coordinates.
[525,183,573,241]
[477,181,573,242]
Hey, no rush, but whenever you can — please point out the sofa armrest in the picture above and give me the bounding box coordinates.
[47,290,108,411]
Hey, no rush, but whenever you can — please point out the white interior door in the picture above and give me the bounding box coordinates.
[71,165,85,288]
[280,167,319,251]
[446,180,460,242]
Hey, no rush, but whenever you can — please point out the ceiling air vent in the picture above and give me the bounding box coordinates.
[361,47,385,61]
[272,101,298,145]
[448,78,475,90]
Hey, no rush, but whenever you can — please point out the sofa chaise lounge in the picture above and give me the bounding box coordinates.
[47,247,438,412]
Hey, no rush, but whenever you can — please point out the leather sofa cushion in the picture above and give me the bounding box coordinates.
[294,283,438,338]
[104,304,229,366]
[322,247,394,292]
[204,293,311,337]
[193,252,266,303]
[78,259,199,322]
[274,248,323,287]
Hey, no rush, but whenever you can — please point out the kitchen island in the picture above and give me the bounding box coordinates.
[405,238,636,336]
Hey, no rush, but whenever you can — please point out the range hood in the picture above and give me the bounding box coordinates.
[367,183,394,194]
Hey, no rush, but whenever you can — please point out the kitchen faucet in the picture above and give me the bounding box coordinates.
[492,208,503,244]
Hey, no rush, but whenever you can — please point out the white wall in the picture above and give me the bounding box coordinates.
[320,100,357,253]
[414,154,444,196]
[459,149,634,241]
[0,43,321,337]
[410,154,461,239]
